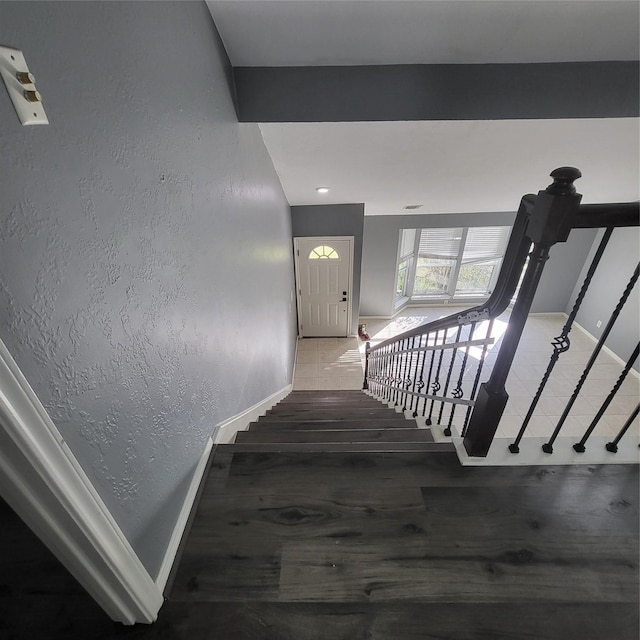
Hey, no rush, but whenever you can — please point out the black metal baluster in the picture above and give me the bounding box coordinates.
[427,331,447,426]
[412,333,428,417]
[405,335,419,413]
[387,343,395,402]
[362,341,370,390]
[398,339,408,406]
[422,330,439,417]
[384,343,392,402]
[373,348,381,395]
[446,322,476,436]
[384,344,391,398]
[542,264,640,453]
[400,336,414,411]
[393,340,404,406]
[385,344,393,400]
[438,325,463,425]
[509,228,614,453]
[606,404,640,453]
[573,343,640,452]
[381,345,390,400]
[379,346,387,397]
[372,348,379,396]
[462,319,494,437]
[408,334,420,415]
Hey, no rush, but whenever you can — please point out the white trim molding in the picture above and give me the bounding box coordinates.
[214,384,292,444]
[0,339,163,625]
[155,435,214,593]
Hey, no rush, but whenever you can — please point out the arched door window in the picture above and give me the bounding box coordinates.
[308,245,339,260]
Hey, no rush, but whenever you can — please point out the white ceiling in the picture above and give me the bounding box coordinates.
[207,1,640,215]
[208,1,640,66]
[259,119,640,215]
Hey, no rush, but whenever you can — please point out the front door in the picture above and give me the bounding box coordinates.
[294,237,353,337]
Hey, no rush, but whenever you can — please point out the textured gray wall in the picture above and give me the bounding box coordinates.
[291,204,364,335]
[0,1,297,577]
[360,211,516,318]
[234,62,640,122]
[569,229,639,370]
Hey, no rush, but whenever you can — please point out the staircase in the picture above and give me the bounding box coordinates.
[231,390,455,453]
[167,390,639,640]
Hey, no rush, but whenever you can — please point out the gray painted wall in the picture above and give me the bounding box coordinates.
[0,1,297,578]
[291,204,364,335]
[360,212,516,318]
[569,228,639,370]
[530,228,598,313]
[234,62,640,122]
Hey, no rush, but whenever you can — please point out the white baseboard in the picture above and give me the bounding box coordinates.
[528,311,567,317]
[155,435,214,593]
[291,339,298,384]
[572,318,640,380]
[0,338,163,625]
[359,315,395,321]
[213,384,293,444]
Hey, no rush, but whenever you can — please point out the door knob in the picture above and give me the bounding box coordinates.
[341,297,347,302]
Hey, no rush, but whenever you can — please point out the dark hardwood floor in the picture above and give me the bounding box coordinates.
[1,391,638,639]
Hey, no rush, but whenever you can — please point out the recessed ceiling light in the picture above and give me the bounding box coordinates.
[315,186,330,194]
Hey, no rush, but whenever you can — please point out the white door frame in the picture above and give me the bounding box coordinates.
[294,236,355,338]
[0,338,163,624]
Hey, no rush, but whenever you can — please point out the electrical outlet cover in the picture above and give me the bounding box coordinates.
[0,46,48,125]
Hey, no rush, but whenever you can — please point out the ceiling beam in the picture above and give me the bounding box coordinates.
[234,62,638,122]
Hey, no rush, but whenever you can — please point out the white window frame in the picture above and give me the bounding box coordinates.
[396,225,511,305]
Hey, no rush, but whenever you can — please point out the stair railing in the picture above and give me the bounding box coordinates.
[364,167,639,457]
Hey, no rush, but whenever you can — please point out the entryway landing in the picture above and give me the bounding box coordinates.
[293,337,365,391]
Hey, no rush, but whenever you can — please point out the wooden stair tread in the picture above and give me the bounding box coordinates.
[263,410,409,421]
[249,419,417,431]
[274,401,386,410]
[237,389,441,453]
[235,428,435,444]
[220,442,454,453]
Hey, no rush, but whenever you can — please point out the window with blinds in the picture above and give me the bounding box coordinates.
[397,225,511,301]
[456,226,510,295]
[396,229,416,299]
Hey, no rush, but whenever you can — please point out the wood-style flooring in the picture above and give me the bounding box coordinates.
[1,391,638,639]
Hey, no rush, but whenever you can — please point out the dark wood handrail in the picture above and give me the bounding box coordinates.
[573,202,639,228]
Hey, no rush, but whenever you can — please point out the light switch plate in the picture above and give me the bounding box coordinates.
[0,45,48,125]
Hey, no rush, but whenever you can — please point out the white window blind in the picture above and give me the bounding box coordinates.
[399,229,416,260]
[418,228,463,259]
[461,227,510,263]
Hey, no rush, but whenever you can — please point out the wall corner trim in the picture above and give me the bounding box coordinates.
[0,338,163,625]
[213,384,293,445]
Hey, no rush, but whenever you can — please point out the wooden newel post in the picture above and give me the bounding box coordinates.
[463,168,583,457]
[362,341,370,390]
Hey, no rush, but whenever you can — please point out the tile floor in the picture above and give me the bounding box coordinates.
[293,337,366,391]
[293,306,640,443]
